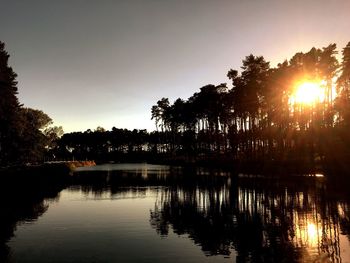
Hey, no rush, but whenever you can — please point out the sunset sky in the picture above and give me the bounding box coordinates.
[1,0,349,132]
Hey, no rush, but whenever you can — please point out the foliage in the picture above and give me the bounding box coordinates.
[56,41,350,169]
[0,41,63,165]
[4,38,350,168]
[0,41,21,164]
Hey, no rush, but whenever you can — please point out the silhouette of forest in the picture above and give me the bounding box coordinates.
[2,40,350,172]
[53,42,350,172]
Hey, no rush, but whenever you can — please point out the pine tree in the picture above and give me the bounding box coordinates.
[336,42,350,126]
[0,41,22,164]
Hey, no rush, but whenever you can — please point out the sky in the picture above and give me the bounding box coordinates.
[0,0,349,133]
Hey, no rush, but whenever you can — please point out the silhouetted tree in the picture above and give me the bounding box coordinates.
[0,41,22,164]
[17,108,58,162]
[54,41,350,171]
[336,42,350,126]
[0,41,62,165]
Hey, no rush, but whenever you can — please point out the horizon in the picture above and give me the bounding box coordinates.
[1,0,350,133]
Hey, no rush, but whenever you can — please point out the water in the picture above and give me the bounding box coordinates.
[2,163,350,262]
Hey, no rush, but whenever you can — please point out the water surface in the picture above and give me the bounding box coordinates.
[2,163,350,262]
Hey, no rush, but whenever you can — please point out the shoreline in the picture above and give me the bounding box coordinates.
[0,158,348,179]
[0,160,96,176]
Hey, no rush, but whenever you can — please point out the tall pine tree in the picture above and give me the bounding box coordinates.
[0,41,22,164]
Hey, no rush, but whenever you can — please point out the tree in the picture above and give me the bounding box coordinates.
[151,98,170,132]
[17,108,57,162]
[44,125,64,149]
[0,41,22,164]
[336,42,350,126]
[0,41,61,165]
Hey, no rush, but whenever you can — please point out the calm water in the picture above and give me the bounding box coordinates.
[2,163,350,262]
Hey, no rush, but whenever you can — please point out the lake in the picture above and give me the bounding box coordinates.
[2,163,350,262]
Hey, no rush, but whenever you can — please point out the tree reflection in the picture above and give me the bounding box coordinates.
[73,167,350,262]
[2,166,350,263]
[150,175,350,262]
[0,175,66,262]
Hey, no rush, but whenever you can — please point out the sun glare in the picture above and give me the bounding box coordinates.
[293,81,324,105]
[307,223,319,246]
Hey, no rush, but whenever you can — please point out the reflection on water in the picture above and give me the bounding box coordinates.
[2,163,350,262]
[0,179,64,262]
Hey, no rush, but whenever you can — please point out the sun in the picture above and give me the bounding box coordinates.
[293,81,324,105]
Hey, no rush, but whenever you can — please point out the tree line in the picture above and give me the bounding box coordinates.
[2,40,350,169]
[56,41,350,169]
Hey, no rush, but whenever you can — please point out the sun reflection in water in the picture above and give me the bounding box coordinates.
[307,223,318,246]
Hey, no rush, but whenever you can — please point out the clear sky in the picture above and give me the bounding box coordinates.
[1,0,349,133]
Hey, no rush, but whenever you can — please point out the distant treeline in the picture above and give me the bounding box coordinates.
[54,42,350,170]
[2,40,350,169]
